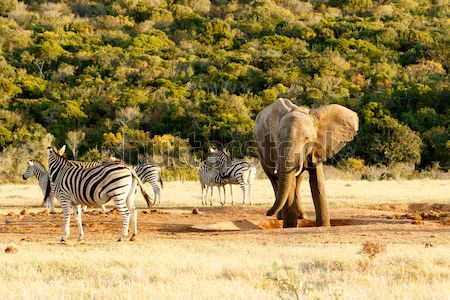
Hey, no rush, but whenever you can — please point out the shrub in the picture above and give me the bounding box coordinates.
[355,102,423,166]
[337,157,365,171]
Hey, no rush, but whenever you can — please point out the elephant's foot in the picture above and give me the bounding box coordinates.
[276,211,283,220]
[298,209,306,220]
[283,218,298,228]
[315,218,331,227]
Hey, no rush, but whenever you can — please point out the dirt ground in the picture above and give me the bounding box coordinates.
[1,204,449,245]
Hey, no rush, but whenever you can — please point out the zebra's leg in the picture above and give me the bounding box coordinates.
[126,186,137,241]
[201,185,204,205]
[113,194,131,242]
[82,206,87,213]
[60,199,71,242]
[218,186,223,205]
[230,184,234,205]
[101,204,106,213]
[248,181,253,206]
[221,185,226,205]
[239,181,247,205]
[156,186,161,206]
[74,204,84,241]
[49,196,56,214]
[209,185,213,206]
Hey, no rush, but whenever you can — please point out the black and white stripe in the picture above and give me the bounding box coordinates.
[198,164,227,205]
[47,146,152,241]
[67,159,162,207]
[22,160,55,213]
[135,164,163,206]
[206,148,256,205]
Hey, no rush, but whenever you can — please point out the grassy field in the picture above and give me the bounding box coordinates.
[1,179,449,211]
[1,179,449,300]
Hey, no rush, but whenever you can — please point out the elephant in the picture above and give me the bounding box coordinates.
[253,98,359,228]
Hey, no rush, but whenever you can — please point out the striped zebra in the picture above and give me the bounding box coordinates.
[48,146,152,242]
[55,147,162,208]
[22,160,55,213]
[198,164,227,206]
[206,148,256,205]
[64,157,162,208]
[135,164,163,206]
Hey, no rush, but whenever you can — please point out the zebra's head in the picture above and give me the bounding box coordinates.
[205,148,230,167]
[47,145,68,182]
[22,160,36,180]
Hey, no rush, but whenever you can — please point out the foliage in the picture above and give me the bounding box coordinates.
[0,0,447,171]
[354,102,423,166]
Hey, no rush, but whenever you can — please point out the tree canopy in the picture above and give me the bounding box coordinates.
[0,0,448,170]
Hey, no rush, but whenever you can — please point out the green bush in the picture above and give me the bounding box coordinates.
[355,102,423,165]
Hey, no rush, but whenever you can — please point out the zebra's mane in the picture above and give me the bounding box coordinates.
[29,160,48,171]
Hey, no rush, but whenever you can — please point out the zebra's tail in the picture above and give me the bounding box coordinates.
[43,177,52,207]
[159,168,164,189]
[130,167,154,208]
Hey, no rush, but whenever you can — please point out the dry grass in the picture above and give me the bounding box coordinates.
[0,240,449,300]
[1,179,449,212]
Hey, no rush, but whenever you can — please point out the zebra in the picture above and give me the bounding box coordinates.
[198,164,227,206]
[206,148,256,205]
[47,146,152,242]
[135,164,163,206]
[56,147,162,208]
[22,160,56,213]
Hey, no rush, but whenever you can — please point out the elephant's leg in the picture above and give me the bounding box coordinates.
[282,178,298,228]
[295,172,307,219]
[308,163,330,227]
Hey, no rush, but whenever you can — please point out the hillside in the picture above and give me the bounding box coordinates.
[0,0,448,175]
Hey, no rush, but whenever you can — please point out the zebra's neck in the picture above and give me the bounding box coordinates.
[216,151,230,168]
[31,161,49,179]
[49,154,69,183]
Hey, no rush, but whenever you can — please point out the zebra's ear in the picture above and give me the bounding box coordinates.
[58,145,66,155]
[28,161,34,166]
[209,147,216,153]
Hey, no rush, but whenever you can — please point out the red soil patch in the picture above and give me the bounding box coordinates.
[4,246,18,254]
[1,205,449,244]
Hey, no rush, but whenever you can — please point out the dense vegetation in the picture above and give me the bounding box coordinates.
[0,0,448,179]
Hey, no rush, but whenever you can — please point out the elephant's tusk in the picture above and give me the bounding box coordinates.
[294,166,302,177]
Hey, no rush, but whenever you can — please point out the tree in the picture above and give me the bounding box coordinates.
[354,102,423,166]
[66,130,86,160]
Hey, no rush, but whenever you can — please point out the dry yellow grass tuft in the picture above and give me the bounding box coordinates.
[360,241,387,259]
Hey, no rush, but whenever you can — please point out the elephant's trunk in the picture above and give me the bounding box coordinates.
[266,169,296,216]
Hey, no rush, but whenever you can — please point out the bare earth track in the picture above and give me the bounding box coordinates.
[1,204,449,245]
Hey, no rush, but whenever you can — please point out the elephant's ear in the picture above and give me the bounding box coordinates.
[310,104,359,160]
